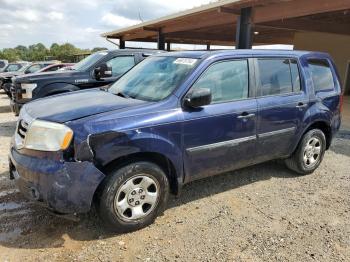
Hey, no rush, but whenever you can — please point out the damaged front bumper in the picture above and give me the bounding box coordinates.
[9,146,105,214]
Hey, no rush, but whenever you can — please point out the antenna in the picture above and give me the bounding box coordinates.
[138,8,144,22]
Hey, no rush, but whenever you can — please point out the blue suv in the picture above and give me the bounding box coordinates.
[9,50,342,232]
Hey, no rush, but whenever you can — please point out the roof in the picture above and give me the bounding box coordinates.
[153,49,315,59]
[102,0,350,46]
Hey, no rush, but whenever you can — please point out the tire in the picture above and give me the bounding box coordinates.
[96,161,169,233]
[285,129,326,175]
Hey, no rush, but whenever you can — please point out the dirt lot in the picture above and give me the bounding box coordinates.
[0,91,349,262]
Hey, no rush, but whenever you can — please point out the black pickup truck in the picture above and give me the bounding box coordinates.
[10,49,163,115]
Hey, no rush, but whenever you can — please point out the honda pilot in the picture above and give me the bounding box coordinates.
[9,50,342,233]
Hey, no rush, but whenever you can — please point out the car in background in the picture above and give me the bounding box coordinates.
[0,62,29,74]
[0,62,30,95]
[38,63,75,73]
[10,49,164,115]
[8,50,342,232]
[0,60,8,72]
[1,62,57,97]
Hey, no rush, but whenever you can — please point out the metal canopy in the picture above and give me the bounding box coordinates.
[102,0,350,48]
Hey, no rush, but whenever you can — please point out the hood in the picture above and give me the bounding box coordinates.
[0,71,22,79]
[15,70,85,83]
[24,89,147,123]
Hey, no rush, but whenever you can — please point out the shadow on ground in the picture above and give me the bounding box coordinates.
[0,160,298,250]
[0,105,11,114]
[0,121,16,137]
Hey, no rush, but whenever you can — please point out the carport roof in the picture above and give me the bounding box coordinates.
[102,0,350,46]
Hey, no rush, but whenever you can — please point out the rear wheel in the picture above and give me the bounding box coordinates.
[96,161,169,233]
[285,129,326,175]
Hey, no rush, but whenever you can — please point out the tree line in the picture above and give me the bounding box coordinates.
[0,43,107,63]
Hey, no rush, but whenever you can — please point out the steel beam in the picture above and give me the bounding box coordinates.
[158,29,165,50]
[119,38,125,49]
[236,7,253,49]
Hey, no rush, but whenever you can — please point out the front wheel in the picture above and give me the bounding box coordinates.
[96,161,169,233]
[285,129,326,175]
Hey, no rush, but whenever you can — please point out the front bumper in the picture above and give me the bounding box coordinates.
[9,146,105,214]
[10,99,22,115]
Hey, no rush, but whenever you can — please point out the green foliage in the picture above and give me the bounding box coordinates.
[0,43,108,62]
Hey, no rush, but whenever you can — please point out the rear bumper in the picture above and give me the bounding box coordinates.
[9,146,105,214]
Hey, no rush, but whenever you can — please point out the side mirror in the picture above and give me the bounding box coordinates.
[94,63,112,80]
[184,88,212,108]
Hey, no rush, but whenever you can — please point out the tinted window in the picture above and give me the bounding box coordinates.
[106,56,135,76]
[257,59,293,96]
[192,60,249,103]
[308,59,334,91]
[45,65,60,72]
[0,62,5,68]
[26,64,41,73]
[6,64,21,72]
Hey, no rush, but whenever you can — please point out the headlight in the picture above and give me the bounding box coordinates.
[24,120,73,151]
[21,83,37,99]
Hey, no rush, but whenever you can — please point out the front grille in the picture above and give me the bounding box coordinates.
[14,108,34,149]
[17,119,28,139]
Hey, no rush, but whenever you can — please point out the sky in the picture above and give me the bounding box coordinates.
[0,0,219,49]
[0,0,292,50]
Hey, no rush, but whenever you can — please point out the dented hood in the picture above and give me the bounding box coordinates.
[24,89,147,123]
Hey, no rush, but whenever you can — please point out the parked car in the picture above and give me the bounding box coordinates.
[0,59,8,72]
[0,62,29,74]
[10,49,163,115]
[0,62,30,95]
[38,63,75,73]
[9,50,342,232]
[1,62,56,97]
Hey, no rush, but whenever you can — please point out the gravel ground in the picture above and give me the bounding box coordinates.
[0,91,349,262]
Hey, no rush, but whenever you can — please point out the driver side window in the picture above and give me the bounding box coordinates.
[192,60,249,104]
[106,56,135,77]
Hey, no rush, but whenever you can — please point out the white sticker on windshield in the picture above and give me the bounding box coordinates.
[174,58,197,66]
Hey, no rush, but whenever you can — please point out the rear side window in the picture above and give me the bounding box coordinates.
[192,60,249,103]
[308,59,334,91]
[257,59,302,96]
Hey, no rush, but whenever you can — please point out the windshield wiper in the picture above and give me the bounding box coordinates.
[115,92,130,98]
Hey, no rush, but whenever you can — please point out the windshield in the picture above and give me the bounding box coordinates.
[72,51,108,71]
[18,64,31,72]
[109,56,199,102]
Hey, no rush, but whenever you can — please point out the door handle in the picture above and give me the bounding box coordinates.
[237,112,255,119]
[296,102,308,108]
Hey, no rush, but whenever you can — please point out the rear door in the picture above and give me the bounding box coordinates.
[182,58,258,182]
[254,57,309,162]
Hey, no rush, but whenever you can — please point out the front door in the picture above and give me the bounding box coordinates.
[182,59,258,183]
[89,55,136,88]
[254,57,309,161]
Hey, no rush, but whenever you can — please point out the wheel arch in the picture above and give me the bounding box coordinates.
[40,82,79,97]
[100,151,180,196]
[301,120,332,150]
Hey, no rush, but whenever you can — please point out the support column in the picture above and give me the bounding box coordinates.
[119,38,125,49]
[166,42,171,51]
[235,7,253,49]
[158,29,165,50]
[206,44,210,50]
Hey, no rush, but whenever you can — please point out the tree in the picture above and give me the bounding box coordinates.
[0,43,107,62]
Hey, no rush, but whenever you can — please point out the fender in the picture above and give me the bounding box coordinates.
[76,130,184,185]
[37,82,80,98]
[291,101,333,153]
